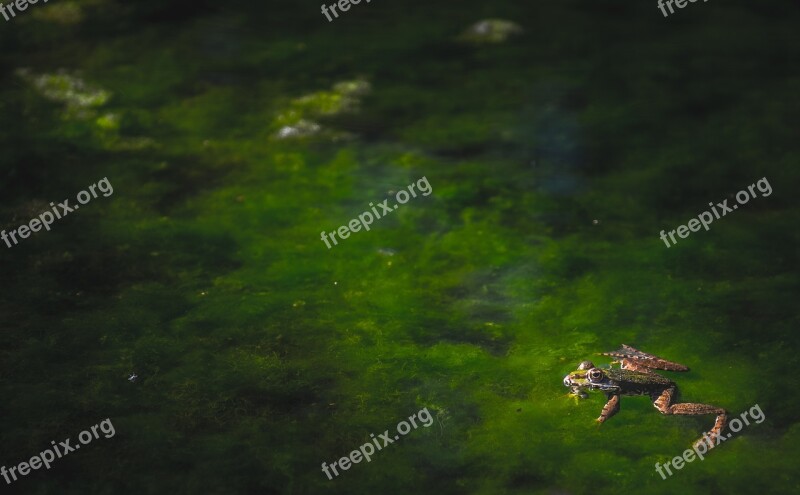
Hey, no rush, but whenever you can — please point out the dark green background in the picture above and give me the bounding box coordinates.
[0,1,798,493]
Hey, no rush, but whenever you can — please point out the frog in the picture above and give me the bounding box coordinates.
[562,344,727,449]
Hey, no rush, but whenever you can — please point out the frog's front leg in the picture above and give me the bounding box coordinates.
[597,393,620,423]
[652,386,727,449]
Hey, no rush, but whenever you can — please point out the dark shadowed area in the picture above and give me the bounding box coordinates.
[0,1,798,494]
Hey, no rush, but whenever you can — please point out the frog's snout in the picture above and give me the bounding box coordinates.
[564,374,589,398]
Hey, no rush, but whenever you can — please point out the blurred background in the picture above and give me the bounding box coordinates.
[0,0,798,493]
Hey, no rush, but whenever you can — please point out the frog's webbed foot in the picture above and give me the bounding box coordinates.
[601,344,689,372]
[686,409,727,450]
[691,413,729,450]
[652,386,728,449]
[597,394,620,423]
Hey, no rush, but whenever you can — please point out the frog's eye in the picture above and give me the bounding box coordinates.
[588,369,603,382]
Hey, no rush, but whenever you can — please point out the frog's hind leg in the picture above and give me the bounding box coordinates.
[602,344,689,372]
[652,387,728,449]
[597,393,620,423]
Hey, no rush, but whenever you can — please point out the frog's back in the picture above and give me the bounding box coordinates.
[607,368,672,396]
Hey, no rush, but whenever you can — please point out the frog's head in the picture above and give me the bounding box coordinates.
[563,361,619,397]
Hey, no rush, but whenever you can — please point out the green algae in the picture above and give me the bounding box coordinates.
[0,1,798,494]
[16,69,111,115]
[271,79,371,140]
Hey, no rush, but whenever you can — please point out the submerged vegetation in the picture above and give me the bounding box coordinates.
[0,1,798,494]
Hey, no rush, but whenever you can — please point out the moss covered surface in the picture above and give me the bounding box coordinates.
[0,1,798,493]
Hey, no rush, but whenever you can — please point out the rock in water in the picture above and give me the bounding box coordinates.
[459,19,523,44]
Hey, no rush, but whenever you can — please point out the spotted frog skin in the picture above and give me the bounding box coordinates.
[563,345,727,449]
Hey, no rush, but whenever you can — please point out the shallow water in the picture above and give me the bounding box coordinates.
[0,1,798,494]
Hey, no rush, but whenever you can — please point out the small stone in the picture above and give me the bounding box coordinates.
[275,120,321,139]
[459,19,523,44]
